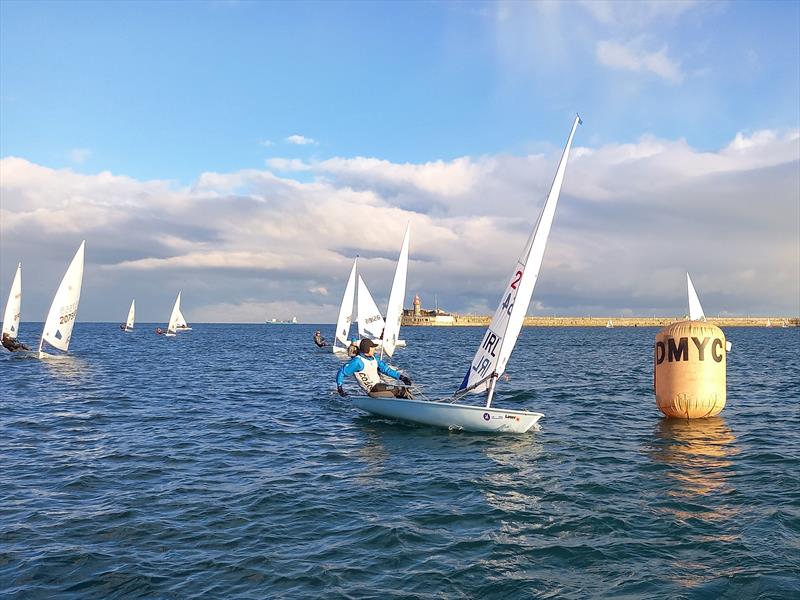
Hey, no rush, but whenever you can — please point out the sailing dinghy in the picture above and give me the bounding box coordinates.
[352,115,581,433]
[380,224,410,357]
[158,292,182,337]
[2,263,23,350]
[37,241,85,358]
[121,299,135,332]
[356,275,386,343]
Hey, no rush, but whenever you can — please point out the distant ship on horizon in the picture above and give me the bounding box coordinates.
[266,316,298,324]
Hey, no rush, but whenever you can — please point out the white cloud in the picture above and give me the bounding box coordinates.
[285,134,317,146]
[68,148,91,164]
[596,39,683,83]
[1,128,798,322]
[259,139,274,147]
[580,0,698,27]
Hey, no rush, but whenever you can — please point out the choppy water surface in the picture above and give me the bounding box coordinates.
[2,324,798,598]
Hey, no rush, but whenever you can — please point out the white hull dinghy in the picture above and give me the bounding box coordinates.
[2,263,23,350]
[332,258,358,354]
[380,224,410,359]
[353,115,582,433]
[158,291,182,337]
[37,241,85,359]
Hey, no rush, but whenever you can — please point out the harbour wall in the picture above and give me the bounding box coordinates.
[400,315,798,327]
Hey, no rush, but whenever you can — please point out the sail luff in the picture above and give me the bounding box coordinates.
[40,241,85,353]
[2,263,22,338]
[356,275,385,341]
[687,273,705,321]
[381,224,410,357]
[334,258,358,348]
[167,291,181,334]
[460,115,581,396]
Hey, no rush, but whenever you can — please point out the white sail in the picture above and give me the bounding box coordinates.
[459,115,581,403]
[2,263,22,339]
[334,258,358,350]
[356,275,385,341]
[39,241,85,353]
[175,308,191,330]
[381,224,410,357]
[687,273,705,321]
[125,299,135,330]
[167,291,182,334]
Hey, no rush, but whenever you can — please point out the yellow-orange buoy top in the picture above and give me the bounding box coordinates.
[654,320,727,419]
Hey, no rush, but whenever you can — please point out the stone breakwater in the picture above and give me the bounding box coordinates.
[401,315,799,327]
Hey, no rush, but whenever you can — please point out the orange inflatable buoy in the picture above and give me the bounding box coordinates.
[654,320,727,418]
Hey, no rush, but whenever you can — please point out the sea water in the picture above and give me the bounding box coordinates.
[1,324,798,599]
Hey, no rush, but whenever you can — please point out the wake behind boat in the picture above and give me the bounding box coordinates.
[352,115,581,433]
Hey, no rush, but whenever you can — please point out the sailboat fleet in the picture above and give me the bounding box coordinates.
[2,115,790,433]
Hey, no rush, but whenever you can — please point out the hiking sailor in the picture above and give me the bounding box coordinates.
[313,330,328,347]
[336,338,413,398]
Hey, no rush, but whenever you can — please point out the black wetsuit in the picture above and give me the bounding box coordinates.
[313,333,328,347]
[1,334,29,352]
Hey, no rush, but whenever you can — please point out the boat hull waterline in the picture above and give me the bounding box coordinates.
[352,396,543,434]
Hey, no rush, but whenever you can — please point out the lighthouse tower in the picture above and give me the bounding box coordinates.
[413,294,421,317]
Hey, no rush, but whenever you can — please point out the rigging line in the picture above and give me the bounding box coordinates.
[453,371,498,399]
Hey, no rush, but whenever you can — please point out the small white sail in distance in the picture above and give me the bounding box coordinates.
[356,275,385,341]
[125,299,135,330]
[381,224,410,357]
[2,263,22,339]
[687,273,705,321]
[458,115,582,404]
[167,291,182,335]
[39,241,85,353]
[334,258,358,351]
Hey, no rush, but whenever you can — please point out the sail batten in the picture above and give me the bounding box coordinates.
[458,116,581,398]
[2,263,22,338]
[381,224,410,357]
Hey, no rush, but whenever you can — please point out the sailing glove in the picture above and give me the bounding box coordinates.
[337,386,348,398]
[400,375,412,386]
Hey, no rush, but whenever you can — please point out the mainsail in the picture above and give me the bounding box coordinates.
[458,115,581,404]
[381,224,410,357]
[40,241,85,353]
[2,263,22,339]
[356,275,385,341]
[125,299,135,330]
[167,292,182,335]
[687,273,705,321]
[176,308,189,329]
[334,258,358,350]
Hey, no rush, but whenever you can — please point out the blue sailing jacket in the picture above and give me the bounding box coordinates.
[336,355,401,387]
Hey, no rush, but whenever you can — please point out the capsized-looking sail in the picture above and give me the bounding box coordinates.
[459,115,581,399]
[356,275,385,341]
[40,241,85,352]
[2,263,22,339]
[687,273,705,321]
[381,224,410,357]
[334,258,358,349]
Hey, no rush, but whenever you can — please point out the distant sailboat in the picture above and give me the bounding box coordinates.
[332,258,358,354]
[606,319,614,328]
[38,241,85,358]
[175,307,192,331]
[687,273,706,321]
[352,115,581,432]
[158,291,182,337]
[2,263,23,350]
[121,299,135,332]
[380,224,411,358]
[766,318,772,328]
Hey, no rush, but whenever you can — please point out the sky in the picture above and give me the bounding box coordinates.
[1,0,798,324]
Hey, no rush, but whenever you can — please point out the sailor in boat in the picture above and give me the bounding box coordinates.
[155,327,165,335]
[1,332,29,352]
[313,330,328,347]
[336,338,413,399]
